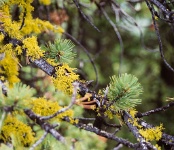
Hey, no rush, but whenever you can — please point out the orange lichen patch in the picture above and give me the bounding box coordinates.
[75,93,97,110]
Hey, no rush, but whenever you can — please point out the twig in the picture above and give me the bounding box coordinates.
[74,117,95,121]
[19,8,26,30]
[72,0,100,32]
[0,111,6,133]
[0,80,8,96]
[123,111,157,150]
[99,5,124,75]
[150,0,171,16]
[113,143,123,150]
[145,0,174,73]
[103,120,121,128]
[138,119,174,148]
[63,117,135,149]
[30,58,56,77]
[29,131,48,150]
[136,101,174,118]
[24,109,65,143]
[64,32,99,89]
[40,82,78,120]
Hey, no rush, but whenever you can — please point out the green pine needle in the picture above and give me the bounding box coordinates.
[0,0,9,6]
[107,73,143,111]
[1,83,35,109]
[43,39,76,64]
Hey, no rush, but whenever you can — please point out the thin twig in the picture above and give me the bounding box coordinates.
[0,111,6,133]
[64,32,99,89]
[111,0,157,52]
[29,131,48,150]
[150,0,171,15]
[99,5,124,75]
[136,101,174,118]
[63,117,135,149]
[0,80,8,96]
[146,0,174,73]
[24,109,65,143]
[19,8,26,30]
[113,143,123,150]
[72,0,100,32]
[74,117,95,121]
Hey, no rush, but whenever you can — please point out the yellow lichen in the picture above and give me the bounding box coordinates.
[139,124,163,141]
[104,110,114,119]
[52,64,79,95]
[15,45,23,55]
[22,36,44,60]
[54,26,65,34]
[39,0,51,5]
[129,109,142,128]
[46,58,58,66]
[129,109,138,117]
[132,118,142,128]
[0,0,64,38]
[155,144,161,150]
[30,97,74,122]
[0,115,35,147]
[0,49,20,86]
[0,34,4,43]
[70,118,79,124]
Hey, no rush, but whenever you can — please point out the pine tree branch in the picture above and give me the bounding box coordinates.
[122,111,157,150]
[150,0,172,16]
[29,131,48,150]
[97,3,124,75]
[145,0,174,73]
[24,109,65,143]
[0,80,8,96]
[64,32,99,89]
[2,28,174,149]
[29,58,56,76]
[72,0,100,32]
[63,116,135,149]
[136,101,174,118]
[138,119,174,149]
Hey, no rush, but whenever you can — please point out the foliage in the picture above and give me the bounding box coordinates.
[0,83,35,110]
[0,0,173,150]
[107,73,143,111]
[43,39,76,65]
